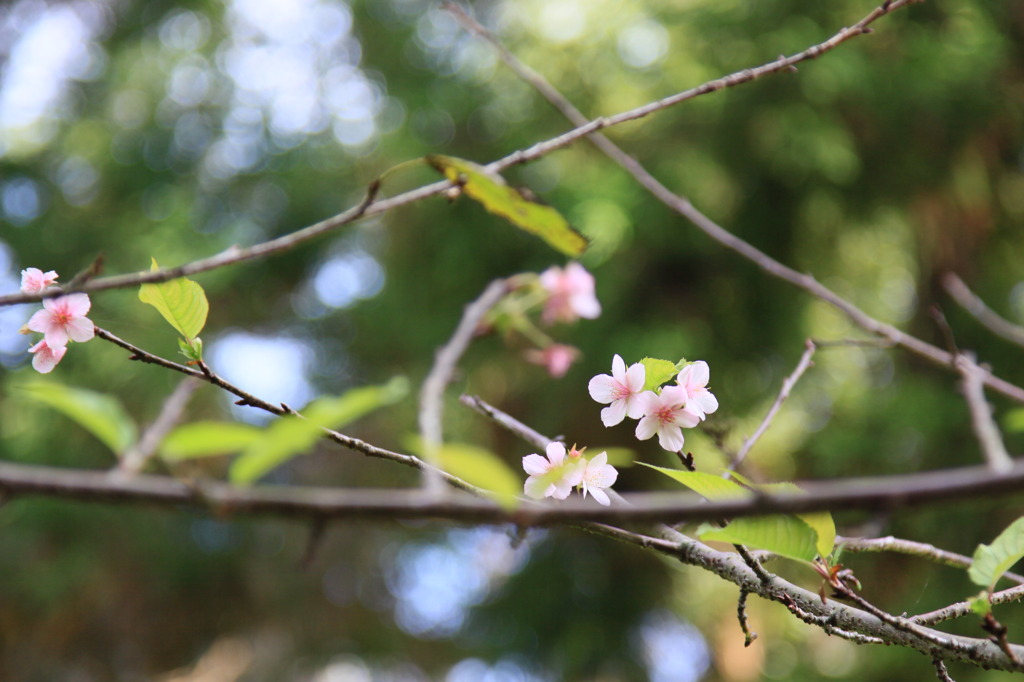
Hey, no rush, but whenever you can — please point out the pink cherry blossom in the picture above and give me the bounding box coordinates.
[20,268,59,293]
[525,344,580,378]
[28,340,67,374]
[523,442,585,500]
[579,451,618,506]
[27,293,95,349]
[588,354,646,426]
[539,262,601,325]
[675,360,719,420]
[635,386,701,452]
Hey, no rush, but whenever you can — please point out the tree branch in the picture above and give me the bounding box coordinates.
[419,279,509,494]
[943,272,1024,349]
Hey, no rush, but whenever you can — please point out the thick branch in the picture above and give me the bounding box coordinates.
[4,457,1024,525]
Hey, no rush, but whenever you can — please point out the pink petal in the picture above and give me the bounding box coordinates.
[659,385,689,408]
[692,391,719,417]
[672,408,701,429]
[27,308,55,335]
[66,317,95,343]
[611,354,626,379]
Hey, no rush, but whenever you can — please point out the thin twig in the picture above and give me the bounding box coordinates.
[445,0,1024,409]
[931,654,956,682]
[729,339,816,472]
[913,584,1024,626]
[116,376,202,476]
[956,353,1013,473]
[419,279,509,495]
[943,273,1024,348]
[737,588,758,646]
[837,535,1024,585]
[459,394,550,451]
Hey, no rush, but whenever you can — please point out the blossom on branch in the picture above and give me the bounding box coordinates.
[522,442,584,500]
[635,386,700,452]
[675,360,719,420]
[579,451,618,506]
[27,293,95,349]
[588,354,646,426]
[28,340,67,374]
[525,343,580,378]
[20,268,59,293]
[539,262,601,324]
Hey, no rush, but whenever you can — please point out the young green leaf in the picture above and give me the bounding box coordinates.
[968,516,1024,589]
[640,357,679,391]
[230,378,408,484]
[969,591,991,617]
[160,422,263,460]
[731,476,837,559]
[698,516,819,564]
[139,258,209,342]
[1002,408,1024,434]
[426,155,588,257]
[18,380,137,455]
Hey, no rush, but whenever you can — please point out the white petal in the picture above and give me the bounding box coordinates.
[588,374,618,403]
[522,454,550,475]
[524,476,548,498]
[611,354,625,379]
[601,400,627,427]
[589,487,611,506]
[673,408,701,429]
[694,390,719,415]
[624,394,647,420]
[624,362,646,392]
[635,416,658,441]
[545,442,567,465]
[657,425,685,452]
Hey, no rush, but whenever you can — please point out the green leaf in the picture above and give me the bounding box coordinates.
[698,515,819,564]
[18,380,137,455]
[139,258,209,342]
[437,442,522,510]
[969,591,991,617]
[230,378,408,484]
[639,464,750,499]
[969,516,1024,589]
[160,422,262,460]
[426,155,588,257]
[639,357,678,392]
[1002,408,1024,433]
[732,476,836,559]
[644,465,835,559]
[178,337,203,363]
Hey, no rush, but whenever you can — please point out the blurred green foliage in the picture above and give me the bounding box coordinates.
[1,0,1024,679]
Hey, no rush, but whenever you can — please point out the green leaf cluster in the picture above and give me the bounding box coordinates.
[641,464,835,563]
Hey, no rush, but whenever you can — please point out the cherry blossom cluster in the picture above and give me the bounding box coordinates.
[589,355,718,453]
[522,442,618,506]
[19,268,95,373]
[492,262,600,378]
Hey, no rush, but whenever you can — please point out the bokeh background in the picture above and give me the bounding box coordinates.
[2,0,1024,679]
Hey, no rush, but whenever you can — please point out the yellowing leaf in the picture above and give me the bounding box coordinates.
[427,155,588,257]
[139,258,209,342]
